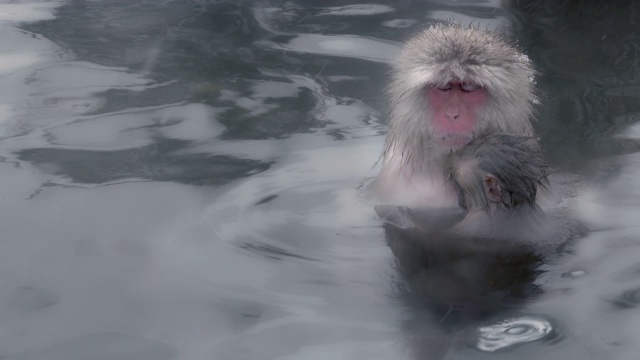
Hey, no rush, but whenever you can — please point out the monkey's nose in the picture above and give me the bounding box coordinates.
[445,104,461,120]
[446,110,460,120]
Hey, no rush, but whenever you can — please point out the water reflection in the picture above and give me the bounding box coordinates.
[384,221,552,357]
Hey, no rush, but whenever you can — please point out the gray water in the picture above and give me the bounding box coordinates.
[1,1,640,359]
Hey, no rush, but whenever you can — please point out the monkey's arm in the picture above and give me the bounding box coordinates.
[369,154,460,208]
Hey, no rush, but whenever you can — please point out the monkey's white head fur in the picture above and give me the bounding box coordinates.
[383,24,536,169]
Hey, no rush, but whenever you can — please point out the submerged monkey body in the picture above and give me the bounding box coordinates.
[369,24,540,209]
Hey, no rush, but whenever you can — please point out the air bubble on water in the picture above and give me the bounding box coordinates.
[477,316,553,352]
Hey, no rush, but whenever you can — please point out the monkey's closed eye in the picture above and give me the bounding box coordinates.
[461,83,480,92]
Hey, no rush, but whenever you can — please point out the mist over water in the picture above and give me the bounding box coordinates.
[1,1,640,359]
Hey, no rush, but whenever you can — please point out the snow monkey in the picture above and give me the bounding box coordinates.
[369,24,538,208]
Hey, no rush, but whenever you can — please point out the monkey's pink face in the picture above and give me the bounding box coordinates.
[427,82,487,150]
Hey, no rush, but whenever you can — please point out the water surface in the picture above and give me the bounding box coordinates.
[1,1,640,359]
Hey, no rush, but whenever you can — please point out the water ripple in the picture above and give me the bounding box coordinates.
[477,316,554,352]
[610,288,640,309]
[259,34,400,63]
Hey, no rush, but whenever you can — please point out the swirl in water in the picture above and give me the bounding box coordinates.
[477,316,553,352]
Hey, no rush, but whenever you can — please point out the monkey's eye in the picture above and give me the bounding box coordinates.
[436,84,453,91]
[461,83,480,92]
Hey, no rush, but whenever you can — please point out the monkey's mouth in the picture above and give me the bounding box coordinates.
[435,134,473,150]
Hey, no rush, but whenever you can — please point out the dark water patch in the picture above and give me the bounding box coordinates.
[510,1,640,170]
[581,138,640,158]
[542,137,640,174]
[217,86,325,139]
[17,142,270,185]
[21,1,264,80]
[5,286,59,312]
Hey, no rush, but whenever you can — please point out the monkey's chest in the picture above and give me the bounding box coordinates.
[403,171,460,208]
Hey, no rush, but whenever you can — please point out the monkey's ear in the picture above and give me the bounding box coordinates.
[483,174,502,203]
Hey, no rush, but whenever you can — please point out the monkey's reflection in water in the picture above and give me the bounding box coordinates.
[385,224,545,359]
